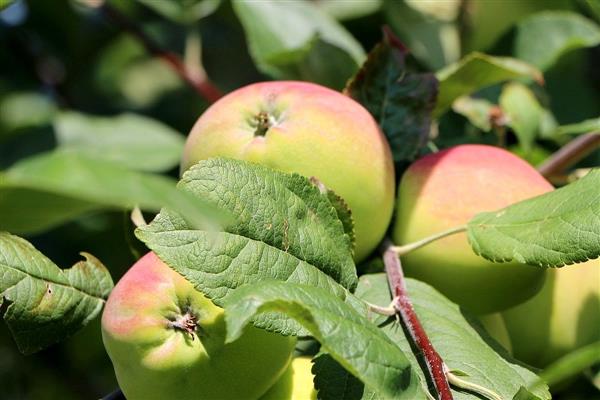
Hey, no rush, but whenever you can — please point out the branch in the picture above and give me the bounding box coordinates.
[382,241,453,400]
[102,389,125,400]
[537,132,600,178]
[99,3,223,104]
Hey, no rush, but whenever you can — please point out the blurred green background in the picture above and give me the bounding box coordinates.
[0,0,599,399]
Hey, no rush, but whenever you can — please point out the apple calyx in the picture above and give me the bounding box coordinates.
[168,309,199,340]
[253,111,274,137]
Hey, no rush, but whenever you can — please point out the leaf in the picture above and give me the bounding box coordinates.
[136,0,221,24]
[0,232,113,354]
[0,151,226,234]
[356,274,551,400]
[317,0,382,21]
[435,52,543,116]
[54,111,185,172]
[452,96,495,131]
[555,117,600,135]
[345,28,438,162]
[468,169,600,267]
[0,92,56,133]
[232,0,365,89]
[539,341,600,388]
[515,11,600,71]
[312,354,376,400]
[499,83,543,152]
[384,0,461,70]
[224,281,426,400]
[136,158,357,295]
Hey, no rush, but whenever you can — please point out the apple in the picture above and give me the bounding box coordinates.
[500,258,600,368]
[393,144,554,314]
[260,357,318,400]
[181,81,395,262]
[477,313,512,354]
[101,252,296,400]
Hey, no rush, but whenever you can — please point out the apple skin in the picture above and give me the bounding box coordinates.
[260,357,317,400]
[181,81,395,262]
[500,258,600,368]
[393,144,554,314]
[477,313,512,355]
[101,252,296,400]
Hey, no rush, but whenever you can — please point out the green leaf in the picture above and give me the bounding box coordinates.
[539,341,600,388]
[452,96,495,131]
[136,158,357,294]
[232,0,365,89]
[468,169,600,267]
[384,0,461,70]
[555,117,600,135]
[136,0,221,24]
[435,52,543,116]
[345,29,438,162]
[0,92,56,133]
[312,354,376,400]
[54,111,185,172]
[515,11,600,71]
[224,281,426,400]
[0,232,113,354]
[0,151,226,234]
[356,274,551,400]
[317,0,382,21]
[499,83,543,152]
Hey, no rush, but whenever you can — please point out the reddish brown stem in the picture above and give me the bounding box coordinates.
[100,4,223,104]
[383,241,453,400]
[537,132,600,178]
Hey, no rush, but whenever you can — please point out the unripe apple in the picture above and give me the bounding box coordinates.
[501,258,600,368]
[393,144,553,314]
[477,313,512,354]
[102,252,295,400]
[260,357,318,400]
[181,81,395,262]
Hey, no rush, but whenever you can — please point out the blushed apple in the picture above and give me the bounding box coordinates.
[101,252,295,400]
[501,258,600,368]
[181,81,395,262]
[393,144,554,314]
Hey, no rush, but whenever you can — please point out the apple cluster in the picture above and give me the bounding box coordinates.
[102,81,599,399]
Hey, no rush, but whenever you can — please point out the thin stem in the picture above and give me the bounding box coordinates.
[537,132,600,178]
[446,371,502,400]
[99,3,223,104]
[392,225,467,256]
[382,241,453,400]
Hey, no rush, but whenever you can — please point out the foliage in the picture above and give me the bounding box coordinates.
[0,0,599,399]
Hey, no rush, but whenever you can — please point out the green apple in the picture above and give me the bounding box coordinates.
[477,313,512,354]
[260,357,317,400]
[393,144,553,314]
[102,252,295,400]
[181,81,395,262]
[501,258,600,368]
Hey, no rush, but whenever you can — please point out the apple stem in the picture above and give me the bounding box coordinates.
[392,225,467,256]
[99,3,223,104]
[446,371,502,400]
[382,241,454,400]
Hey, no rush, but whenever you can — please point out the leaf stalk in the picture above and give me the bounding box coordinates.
[392,225,467,256]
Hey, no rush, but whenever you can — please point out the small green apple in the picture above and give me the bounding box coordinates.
[101,252,295,400]
[181,81,395,262]
[501,258,600,368]
[393,144,553,314]
[260,357,317,400]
